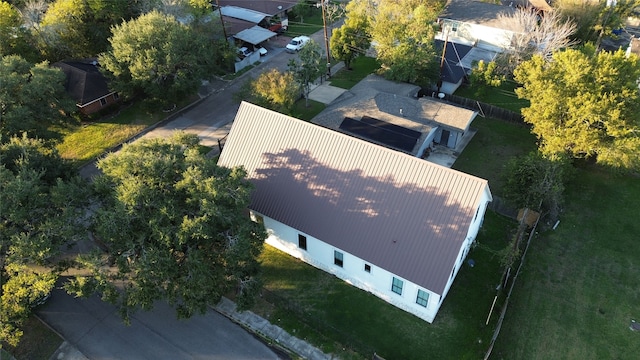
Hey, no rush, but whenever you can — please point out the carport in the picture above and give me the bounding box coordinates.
[233,25,277,46]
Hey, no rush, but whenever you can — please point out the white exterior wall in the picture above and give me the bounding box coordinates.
[416,127,439,158]
[439,20,514,52]
[253,211,442,323]
[439,187,492,301]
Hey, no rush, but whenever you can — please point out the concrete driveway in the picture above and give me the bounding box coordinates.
[37,284,281,360]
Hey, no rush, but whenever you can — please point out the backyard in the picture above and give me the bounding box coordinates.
[492,167,640,359]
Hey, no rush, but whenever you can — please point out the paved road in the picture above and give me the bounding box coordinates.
[79,26,342,180]
[37,283,281,360]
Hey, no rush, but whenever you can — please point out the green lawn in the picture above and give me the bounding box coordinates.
[257,211,516,359]
[2,316,62,360]
[492,168,640,359]
[286,9,324,36]
[329,57,381,90]
[453,116,537,196]
[454,80,530,113]
[290,99,326,120]
[55,95,199,166]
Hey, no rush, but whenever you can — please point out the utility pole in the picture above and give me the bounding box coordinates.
[215,0,228,42]
[321,0,331,77]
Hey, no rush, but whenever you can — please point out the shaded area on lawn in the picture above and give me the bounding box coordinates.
[256,211,516,359]
[1,315,62,360]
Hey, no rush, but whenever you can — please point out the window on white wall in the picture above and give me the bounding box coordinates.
[334,250,343,267]
[364,264,371,273]
[416,289,429,307]
[391,277,403,295]
[298,234,307,250]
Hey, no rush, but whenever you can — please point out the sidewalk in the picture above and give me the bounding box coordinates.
[215,297,335,360]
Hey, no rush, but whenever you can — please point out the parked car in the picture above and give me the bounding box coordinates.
[237,47,253,58]
[286,36,310,53]
[257,46,268,56]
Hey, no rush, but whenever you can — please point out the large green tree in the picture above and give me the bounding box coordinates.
[514,48,640,170]
[556,0,640,46]
[330,0,371,70]
[0,136,90,346]
[369,0,442,85]
[37,0,133,60]
[66,133,266,322]
[249,69,300,114]
[0,55,76,143]
[288,39,325,107]
[100,10,223,105]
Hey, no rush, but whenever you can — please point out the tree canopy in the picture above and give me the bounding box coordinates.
[495,8,578,75]
[249,69,300,114]
[288,39,325,107]
[370,0,442,85]
[66,133,266,322]
[0,135,90,346]
[99,10,224,105]
[330,0,371,70]
[0,55,77,143]
[29,0,133,61]
[555,0,640,47]
[514,48,640,170]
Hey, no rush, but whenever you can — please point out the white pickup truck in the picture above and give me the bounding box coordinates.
[286,36,310,53]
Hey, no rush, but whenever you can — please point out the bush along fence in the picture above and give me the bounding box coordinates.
[483,208,541,360]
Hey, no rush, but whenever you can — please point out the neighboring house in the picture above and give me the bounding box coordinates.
[52,60,118,115]
[217,102,492,323]
[437,0,516,52]
[218,0,295,19]
[313,75,478,156]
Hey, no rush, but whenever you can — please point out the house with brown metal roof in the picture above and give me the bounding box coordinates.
[217,102,492,323]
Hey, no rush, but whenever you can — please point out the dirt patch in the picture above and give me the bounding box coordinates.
[267,35,292,48]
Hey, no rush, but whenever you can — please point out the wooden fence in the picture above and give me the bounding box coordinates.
[437,93,530,126]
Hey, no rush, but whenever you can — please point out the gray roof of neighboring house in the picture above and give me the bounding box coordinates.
[220,6,269,23]
[312,75,477,154]
[52,61,112,106]
[218,0,296,16]
[234,25,277,45]
[439,0,515,28]
[218,102,491,295]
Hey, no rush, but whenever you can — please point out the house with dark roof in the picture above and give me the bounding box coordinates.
[436,39,498,94]
[217,102,492,323]
[52,60,119,115]
[312,75,478,160]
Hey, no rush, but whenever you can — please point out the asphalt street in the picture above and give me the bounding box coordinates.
[37,283,281,360]
[61,29,338,359]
